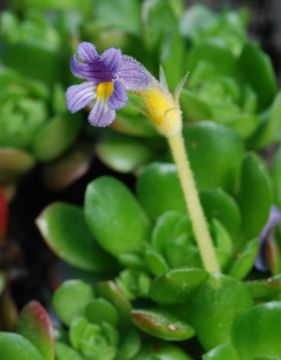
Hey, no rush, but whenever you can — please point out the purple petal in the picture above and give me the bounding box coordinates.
[88,99,116,127]
[66,82,96,113]
[77,42,98,62]
[70,55,94,80]
[118,55,153,91]
[108,80,128,110]
[255,205,281,272]
[101,48,122,75]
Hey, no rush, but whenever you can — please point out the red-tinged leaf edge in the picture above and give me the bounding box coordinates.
[17,301,55,360]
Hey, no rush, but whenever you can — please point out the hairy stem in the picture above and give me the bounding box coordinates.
[167,132,220,272]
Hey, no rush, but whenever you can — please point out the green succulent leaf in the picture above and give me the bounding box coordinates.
[43,143,93,191]
[183,122,245,193]
[238,42,277,111]
[131,343,193,360]
[0,42,68,86]
[246,275,281,301]
[132,308,195,341]
[0,333,43,360]
[32,114,82,162]
[85,176,151,256]
[0,148,35,183]
[229,238,259,280]
[86,298,119,327]
[97,281,132,330]
[69,317,118,360]
[116,330,141,360]
[186,41,236,76]
[272,148,281,209]
[149,268,209,305]
[203,344,239,360]
[180,89,212,121]
[56,342,83,360]
[116,269,151,300]
[200,188,241,238]
[96,136,155,174]
[36,202,114,272]
[52,280,94,326]
[232,302,281,360]
[190,273,253,350]
[144,248,169,276]
[141,0,177,51]
[17,301,54,360]
[94,0,140,34]
[137,163,185,220]
[237,153,272,241]
[249,92,281,149]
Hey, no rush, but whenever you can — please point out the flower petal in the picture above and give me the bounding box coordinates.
[70,55,93,80]
[66,82,96,113]
[118,55,153,91]
[77,42,98,62]
[108,80,128,110]
[101,48,122,75]
[88,99,116,127]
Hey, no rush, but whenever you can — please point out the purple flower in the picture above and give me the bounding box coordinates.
[255,205,281,272]
[66,42,152,127]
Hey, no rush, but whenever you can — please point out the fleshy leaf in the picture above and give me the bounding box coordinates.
[36,202,114,272]
[43,144,93,191]
[96,136,155,174]
[97,281,132,330]
[232,302,281,359]
[238,42,277,111]
[86,298,119,326]
[0,148,35,183]
[52,279,94,326]
[132,308,195,341]
[84,176,151,256]
[190,273,253,350]
[229,238,259,280]
[0,332,43,360]
[32,114,82,162]
[17,301,54,360]
[200,188,241,238]
[183,122,244,193]
[238,153,272,241]
[203,344,239,360]
[149,268,208,305]
[137,164,185,220]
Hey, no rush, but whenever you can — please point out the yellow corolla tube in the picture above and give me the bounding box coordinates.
[140,84,182,137]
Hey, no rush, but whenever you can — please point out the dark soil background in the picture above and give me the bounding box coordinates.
[1,1,281,357]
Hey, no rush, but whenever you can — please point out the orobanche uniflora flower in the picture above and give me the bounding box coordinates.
[66,42,220,273]
[66,42,152,127]
[66,42,182,136]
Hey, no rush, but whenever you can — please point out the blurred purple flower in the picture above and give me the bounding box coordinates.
[255,205,281,272]
[66,42,152,127]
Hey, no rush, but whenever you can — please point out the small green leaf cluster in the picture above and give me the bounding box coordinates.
[0,10,82,187]
[52,279,190,360]
[36,118,281,358]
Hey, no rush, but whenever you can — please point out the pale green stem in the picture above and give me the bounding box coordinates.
[167,132,220,273]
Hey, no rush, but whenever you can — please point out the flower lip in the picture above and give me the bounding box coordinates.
[66,42,153,127]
